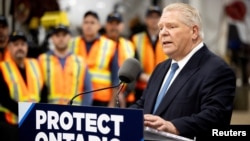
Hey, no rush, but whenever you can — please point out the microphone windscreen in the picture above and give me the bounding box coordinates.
[118,58,142,83]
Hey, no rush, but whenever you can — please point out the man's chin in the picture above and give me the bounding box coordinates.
[14,57,25,62]
[15,54,26,60]
[56,46,67,51]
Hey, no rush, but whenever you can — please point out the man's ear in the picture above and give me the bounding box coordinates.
[192,25,199,40]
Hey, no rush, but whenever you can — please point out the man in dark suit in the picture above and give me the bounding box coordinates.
[130,2,236,140]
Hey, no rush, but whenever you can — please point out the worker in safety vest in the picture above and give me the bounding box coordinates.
[0,31,43,141]
[104,11,136,107]
[69,11,120,107]
[38,24,93,106]
[0,15,10,62]
[131,6,168,101]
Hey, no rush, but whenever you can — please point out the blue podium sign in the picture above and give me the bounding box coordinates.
[19,102,143,141]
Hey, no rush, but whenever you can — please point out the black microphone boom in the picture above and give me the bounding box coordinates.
[68,82,122,105]
[68,58,142,106]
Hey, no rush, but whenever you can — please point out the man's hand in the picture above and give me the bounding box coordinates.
[144,114,179,135]
[108,89,126,108]
[139,73,150,83]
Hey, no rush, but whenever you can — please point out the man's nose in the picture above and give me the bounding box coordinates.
[160,28,169,36]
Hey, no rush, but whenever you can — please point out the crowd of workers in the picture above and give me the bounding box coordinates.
[0,5,165,141]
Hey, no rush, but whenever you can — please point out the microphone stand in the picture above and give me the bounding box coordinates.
[68,82,122,105]
[115,83,125,108]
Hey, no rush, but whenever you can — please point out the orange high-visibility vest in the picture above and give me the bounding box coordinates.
[132,32,168,89]
[117,37,136,102]
[38,53,86,105]
[0,58,42,124]
[69,36,116,102]
[117,37,135,66]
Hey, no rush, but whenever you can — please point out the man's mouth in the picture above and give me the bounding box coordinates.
[162,41,172,45]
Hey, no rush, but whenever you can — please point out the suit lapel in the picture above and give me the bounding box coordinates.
[146,61,171,114]
[154,46,207,115]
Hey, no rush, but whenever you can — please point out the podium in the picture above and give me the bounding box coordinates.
[19,102,143,141]
[144,126,194,141]
[19,102,193,141]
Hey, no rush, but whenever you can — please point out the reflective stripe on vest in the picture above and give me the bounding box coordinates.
[117,37,135,102]
[89,38,111,83]
[136,33,145,69]
[118,37,135,66]
[69,37,79,54]
[30,60,41,95]
[5,62,19,100]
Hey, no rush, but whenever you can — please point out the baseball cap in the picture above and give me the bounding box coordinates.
[9,31,27,42]
[0,15,8,27]
[52,24,70,34]
[146,6,162,16]
[84,11,99,20]
[107,12,123,23]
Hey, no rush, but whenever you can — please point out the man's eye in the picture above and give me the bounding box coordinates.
[170,25,176,29]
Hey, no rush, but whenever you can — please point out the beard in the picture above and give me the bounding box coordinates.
[14,50,26,60]
[110,28,119,34]
[107,29,119,40]
[55,44,68,52]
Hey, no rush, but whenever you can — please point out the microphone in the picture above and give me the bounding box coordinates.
[68,58,142,106]
[118,58,142,83]
[116,58,142,107]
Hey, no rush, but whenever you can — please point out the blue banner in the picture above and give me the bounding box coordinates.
[19,102,144,141]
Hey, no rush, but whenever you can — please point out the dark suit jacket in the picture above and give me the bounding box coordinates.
[130,45,236,139]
